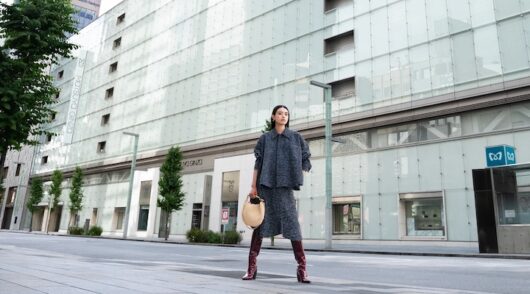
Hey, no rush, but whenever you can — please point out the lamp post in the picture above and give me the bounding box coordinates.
[122,132,139,239]
[310,80,333,249]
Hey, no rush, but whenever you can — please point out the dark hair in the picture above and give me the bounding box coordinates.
[271,105,290,129]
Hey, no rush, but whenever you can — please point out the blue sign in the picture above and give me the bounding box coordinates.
[486,145,516,167]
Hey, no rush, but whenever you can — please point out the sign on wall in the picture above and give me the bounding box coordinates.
[486,145,516,167]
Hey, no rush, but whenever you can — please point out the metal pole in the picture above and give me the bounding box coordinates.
[310,80,333,249]
[123,132,139,239]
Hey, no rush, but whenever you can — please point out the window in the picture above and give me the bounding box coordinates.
[192,203,203,229]
[332,196,361,235]
[329,77,355,99]
[324,30,354,55]
[137,181,151,231]
[2,167,8,180]
[101,114,110,126]
[97,141,106,153]
[116,13,125,24]
[105,87,114,99]
[399,192,446,238]
[113,37,122,49]
[49,112,56,122]
[324,0,351,12]
[47,134,53,143]
[41,156,48,164]
[7,187,17,205]
[15,164,21,176]
[109,62,118,73]
[55,91,60,99]
[58,70,64,79]
[113,207,125,230]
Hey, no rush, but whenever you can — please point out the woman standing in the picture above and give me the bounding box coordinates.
[242,105,312,283]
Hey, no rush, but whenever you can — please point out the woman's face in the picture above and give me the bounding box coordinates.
[272,107,289,126]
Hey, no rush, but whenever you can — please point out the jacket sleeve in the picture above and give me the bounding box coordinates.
[254,135,265,170]
[300,135,312,172]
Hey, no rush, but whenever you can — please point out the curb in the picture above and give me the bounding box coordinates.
[4,230,530,260]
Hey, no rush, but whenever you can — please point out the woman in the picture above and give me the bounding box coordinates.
[242,105,312,283]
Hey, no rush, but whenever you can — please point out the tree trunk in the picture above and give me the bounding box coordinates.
[28,212,33,232]
[0,151,6,191]
[165,212,170,241]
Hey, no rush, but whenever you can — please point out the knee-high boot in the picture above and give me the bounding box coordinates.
[291,240,311,283]
[242,227,263,280]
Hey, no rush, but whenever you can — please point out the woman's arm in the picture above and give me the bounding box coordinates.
[249,168,259,198]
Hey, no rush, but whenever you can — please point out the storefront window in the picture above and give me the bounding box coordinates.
[400,192,445,237]
[332,197,361,235]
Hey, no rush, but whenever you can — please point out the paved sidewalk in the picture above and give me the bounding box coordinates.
[7,230,530,260]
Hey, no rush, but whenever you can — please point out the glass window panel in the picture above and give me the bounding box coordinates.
[355,61,373,106]
[469,0,495,27]
[372,55,391,105]
[494,0,521,20]
[406,0,428,46]
[409,45,431,95]
[354,0,370,16]
[388,1,408,51]
[446,0,471,33]
[498,18,530,73]
[390,49,411,102]
[362,194,381,239]
[425,0,449,40]
[451,31,477,84]
[474,25,502,79]
[371,7,389,57]
[524,15,530,70]
[404,197,445,236]
[332,202,361,235]
[429,38,453,91]
[355,14,372,60]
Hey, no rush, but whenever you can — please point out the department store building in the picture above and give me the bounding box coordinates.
[15,0,530,244]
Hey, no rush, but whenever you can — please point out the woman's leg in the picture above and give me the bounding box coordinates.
[242,226,263,280]
[291,240,310,283]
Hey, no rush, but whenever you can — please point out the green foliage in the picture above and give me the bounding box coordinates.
[262,119,273,133]
[207,231,222,243]
[222,231,242,244]
[186,228,208,243]
[0,0,78,154]
[49,169,63,212]
[68,226,83,235]
[87,226,103,236]
[26,177,43,213]
[186,229,242,244]
[69,166,83,217]
[158,146,185,213]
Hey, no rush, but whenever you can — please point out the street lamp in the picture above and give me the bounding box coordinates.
[310,80,333,249]
[122,132,139,239]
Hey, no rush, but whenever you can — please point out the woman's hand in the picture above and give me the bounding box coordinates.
[249,186,257,198]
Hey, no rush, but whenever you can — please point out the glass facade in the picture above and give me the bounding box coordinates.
[25,0,530,241]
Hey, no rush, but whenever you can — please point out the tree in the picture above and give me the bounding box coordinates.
[0,0,78,184]
[26,177,43,232]
[158,146,186,240]
[262,119,273,133]
[47,169,63,232]
[68,166,83,229]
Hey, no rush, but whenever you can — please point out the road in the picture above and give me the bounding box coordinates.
[0,232,529,293]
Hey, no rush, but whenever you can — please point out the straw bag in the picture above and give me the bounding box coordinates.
[242,195,265,229]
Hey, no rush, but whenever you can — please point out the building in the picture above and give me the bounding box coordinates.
[72,0,101,31]
[6,0,530,245]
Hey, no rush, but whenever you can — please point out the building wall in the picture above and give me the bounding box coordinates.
[23,0,530,241]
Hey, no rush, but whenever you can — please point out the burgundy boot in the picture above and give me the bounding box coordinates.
[242,227,263,280]
[291,240,311,283]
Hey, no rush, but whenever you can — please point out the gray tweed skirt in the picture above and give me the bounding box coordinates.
[258,186,302,241]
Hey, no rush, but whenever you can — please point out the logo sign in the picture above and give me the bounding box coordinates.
[486,145,516,167]
[221,207,230,224]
